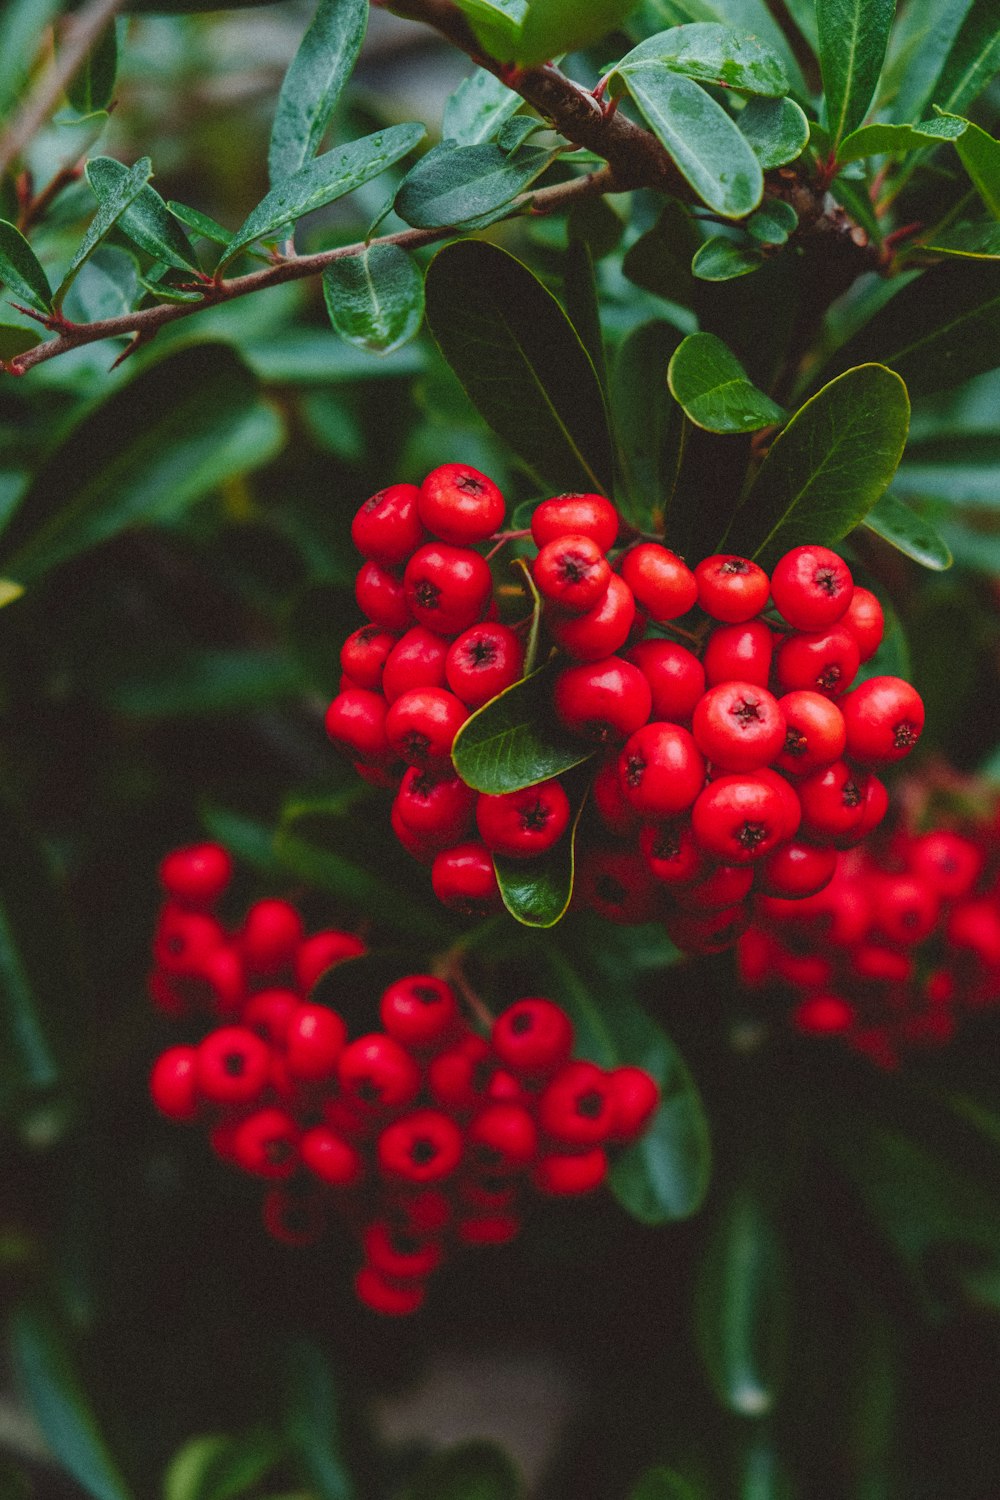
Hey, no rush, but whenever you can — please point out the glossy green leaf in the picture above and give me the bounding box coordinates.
[493,775,586,928]
[631,0,808,96]
[63,246,139,324]
[921,221,1000,259]
[932,0,1000,119]
[745,198,797,244]
[0,0,61,115]
[451,0,527,61]
[691,236,764,280]
[616,23,788,95]
[394,140,554,229]
[322,244,424,355]
[862,491,952,569]
[517,0,643,65]
[86,158,200,272]
[56,156,152,300]
[219,124,424,270]
[167,201,232,246]
[630,1471,700,1500]
[268,0,367,181]
[826,261,1000,399]
[164,1433,283,1500]
[695,1186,788,1417]
[281,1339,354,1500]
[668,332,785,432]
[9,1301,135,1500]
[837,115,966,165]
[611,319,684,529]
[817,0,896,149]
[622,201,699,305]
[723,364,910,563]
[563,236,606,395]
[736,96,809,168]
[950,116,1000,218]
[403,1441,519,1500]
[884,0,974,122]
[616,66,763,218]
[0,344,284,585]
[65,18,118,114]
[543,943,711,1223]
[424,240,613,494]
[442,68,522,145]
[452,664,595,795]
[0,220,53,314]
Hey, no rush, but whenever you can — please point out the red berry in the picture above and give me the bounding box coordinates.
[355,560,412,631]
[492,997,573,1076]
[325,689,390,762]
[619,543,697,621]
[773,691,847,776]
[385,687,467,766]
[758,839,838,898]
[355,1265,425,1316]
[691,774,787,863]
[906,831,983,900]
[338,1034,421,1111]
[158,843,233,909]
[468,1102,538,1171]
[378,1109,464,1183]
[538,1060,615,1146]
[840,586,884,662]
[625,639,705,722]
[574,845,661,925]
[475,779,572,859]
[381,625,448,703]
[592,754,641,835]
[301,1125,364,1187]
[553,656,652,743]
[606,1066,659,1141]
[870,873,938,946]
[839,676,925,764]
[703,620,774,688]
[150,1046,199,1122]
[445,623,524,708]
[419,463,505,544]
[533,534,611,614]
[428,1033,494,1112]
[241,899,304,975]
[230,1107,299,1179]
[692,681,786,773]
[792,995,855,1035]
[403,542,493,636]
[196,1026,272,1107]
[286,1004,347,1080]
[775,625,860,698]
[665,903,749,954]
[351,482,425,565]
[531,493,618,553]
[547,572,636,661]
[380,975,459,1050]
[243,988,300,1047]
[394,767,475,843]
[363,1220,444,1280]
[340,626,398,691]
[770,546,853,630]
[153,905,226,976]
[431,842,502,915]
[673,862,754,911]
[795,760,869,842]
[534,1147,608,1195]
[618,723,706,817]
[295,931,366,994]
[694,555,770,623]
[639,818,703,884]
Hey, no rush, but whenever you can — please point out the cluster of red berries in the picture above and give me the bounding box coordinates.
[148,843,661,1314]
[324,465,925,949]
[739,797,1000,1068]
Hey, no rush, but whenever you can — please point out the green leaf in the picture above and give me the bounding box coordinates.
[836,115,966,165]
[219,124,424,270]
[452,664,595,795]
[56,156,152,301]
[895,432,1000,505]
[493,775,586,928]
[164,1433,283,1500]
[737,95,810,168]
[668,332,785,432]
[274,827,449,944]
[281,1339,354,1500]
[630,1472,700,1500]
[62,246,139,324]
[691,236,765,280]
[106,650,303,718]
[85,157,199,272]
[0,344,284,586]
[745,198,797,244]
[920,220,1000,259]
[616,22,789,95]
[424,240,613,494]
[826,261,1000,399]
[402,1441,519,1500]
[442,67,522,145]
[862,491,952,569]
[0,220,53,314]
[322,244,424,355]
[884,0,974,123]
[932,0,1000,119]
[817,0,896,149]
[0,0,61,116]
[515,0,642,65]
[615,66,763,218]
[631,0,809,96]
[949,115,1000,218]
[167,201,232,246]
[268,0,367,181]
[695,1186,788,1416]
[65,18,118,114]
[611,319,684,529]
[452,0,527,61]
[563,236,606,394]
[622,200,698,305]
[394,141,554,229]
[723,364,910,563]
[8,1301,135,1500]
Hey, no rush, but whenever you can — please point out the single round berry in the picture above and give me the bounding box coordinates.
[775,625,860,698]
[394,767,475,843]
[773,691,847,776]
[338,1034,421,1110]
[380,975,459,1050]
[355,560,412,632]
[840,586,884,662]
[547,572,636,661]
[153,905,226,976]
[295,931,366,995]
[354,1265,426,1316]
[230,1108,300,1180]
[606,1067,660,1142]
[158,843,233,909]
[691,774,787,864]
[694,554,770,623]
[385,687,468,766]
[702,620,774,688]
[692,681,786,773]
[378,1109,464,1183]
[531,493,618,553]
[538,1060,615,1146]
[431,842,502,915]
[340,626,398,691]
[381,626,449,703]
[758,838,838,899]
[619,543,698,621]
[241,899,304,975]
[445,622,524,708]
[243,988,300,1047]
[618,723,706,818]
[770,545,854,629]
[475,779,572,859]
[795,760,869,842]
[574,844,661,925]
[419,463,505,544]
[403,542,493,636]
[468,1102,538,1172]
[285,1004,348,1081]
[534,1147,608,1196]
[351,483,425,565]
[625,639,705,722]
[196,1026,272,1107]
[553,656,652,743]
[639,818,703,884]
[300,1125,364,1187]
[839,676,925,764]
[428,1033,495,1113]
[533,533,612,614]
[907,830,983,900]
[325,689,390,763]
[150,1046,200,1122]
[363,1220,444,1281]
[492,997,573,1076]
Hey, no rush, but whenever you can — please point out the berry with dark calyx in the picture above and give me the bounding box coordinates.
[770,545,854,629]
[428,1033,495,1113]
[691,774,788,864]
[363,1220,444,1280]
[692,681,786,773]
[775,625,860,698]
[774,691,847,776]
[574,843,662,925]
[285,1004,348,1081]
[795,760,869,843]
[380,975,459,1050]
[340,626,398,691]
[354,1265,426,1316]
[547,572,636,661]
[445,623,524,709]
[492,997,573,1076]
[907,831,983,900]
[230,1108,300,1180]
[325,689,390,763]
[158,843,233,910]
[531,493,619,553]
[418,463,505,544]
[403,542,493,636]
[468,1102,538,1172]
[703,620,774,688]
[150,1046,200,1121]
[619,543,698,621]
[694,554,770,623]
[295,931,366,994]
[385,687,468,767]
[378,1109,464,1183]
[476,779,572,859]
[533,533,611,613]
[618,723,706,818]
[553,656,652,743]
[338,1034,421,1111]
[351,483,425,565]
[625,639,705,722]
[839,676,925,764]
[639,818,703,885]
[153,905,226,976]
[431,842,503,915]
[355,560,412,632]
[381,626,449,703]
[196,1026,272,1107]
[241,899,304,975]
[243,988,300,1047]
[538,1060,615,1146]
[394,768,475,843]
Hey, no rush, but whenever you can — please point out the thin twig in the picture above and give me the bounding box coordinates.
[0,0,125,183]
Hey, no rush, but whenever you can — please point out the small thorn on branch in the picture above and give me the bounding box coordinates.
[108,329,155,370]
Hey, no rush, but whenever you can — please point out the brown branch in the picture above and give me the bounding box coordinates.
[3,167,614,376]
[0,0,125,183]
